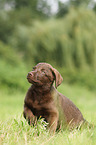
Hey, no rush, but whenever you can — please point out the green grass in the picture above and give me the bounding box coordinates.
[0,83,96,145]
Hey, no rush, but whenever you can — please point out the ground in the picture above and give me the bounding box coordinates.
[0,83,96,145]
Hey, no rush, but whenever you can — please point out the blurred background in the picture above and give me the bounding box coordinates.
[0,0,96,92]
[0,2,96,143]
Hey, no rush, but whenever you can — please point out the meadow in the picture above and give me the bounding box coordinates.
[0,1,96,144]
[0,83,96,145]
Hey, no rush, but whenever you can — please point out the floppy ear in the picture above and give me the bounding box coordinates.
[52,68,63,88]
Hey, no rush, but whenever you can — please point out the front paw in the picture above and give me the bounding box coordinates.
[28,116,37,126]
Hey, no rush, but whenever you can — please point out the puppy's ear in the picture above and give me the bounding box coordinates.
[52,68,63,88]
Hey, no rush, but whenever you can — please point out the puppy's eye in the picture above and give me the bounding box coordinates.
[41,69,46,73]
[42,71,46,73]
[33,67,36,70]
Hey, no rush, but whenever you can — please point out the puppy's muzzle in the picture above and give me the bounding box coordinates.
[27,72,33,79]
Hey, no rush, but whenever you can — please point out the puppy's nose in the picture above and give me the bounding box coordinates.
[27,72,33,77]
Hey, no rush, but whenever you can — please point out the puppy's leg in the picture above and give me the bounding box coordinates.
[47,111,59,133]
[23,105,37,125]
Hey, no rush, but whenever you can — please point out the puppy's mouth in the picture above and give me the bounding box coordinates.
[27,77,36,83]
[27,76,42,86]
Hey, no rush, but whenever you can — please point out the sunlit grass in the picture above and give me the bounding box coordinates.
[0,83,96,145]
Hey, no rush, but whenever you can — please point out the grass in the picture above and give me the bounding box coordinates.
[0,83,96,145]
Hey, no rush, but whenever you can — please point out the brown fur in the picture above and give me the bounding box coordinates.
[23,63,85,133]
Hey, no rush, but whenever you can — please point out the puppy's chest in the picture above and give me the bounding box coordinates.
[28,92,53,109]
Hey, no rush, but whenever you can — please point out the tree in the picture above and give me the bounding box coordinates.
[69,0,92,7]
[0,0,51,18]
[56,0,95,18]
[93,2,96,12]
[56,1,69,17]
[14,0,51,18]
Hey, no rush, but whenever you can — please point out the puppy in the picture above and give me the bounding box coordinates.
[23,63,85,133]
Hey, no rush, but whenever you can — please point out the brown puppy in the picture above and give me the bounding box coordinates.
[23,63,85,133]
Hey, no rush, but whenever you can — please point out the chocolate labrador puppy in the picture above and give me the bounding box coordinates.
[23,63,86,133]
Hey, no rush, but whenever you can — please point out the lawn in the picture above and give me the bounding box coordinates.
[0,83,96,145]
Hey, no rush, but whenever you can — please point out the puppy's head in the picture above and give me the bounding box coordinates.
[27,63,63,88]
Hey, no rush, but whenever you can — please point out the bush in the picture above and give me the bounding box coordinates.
[9,7,96,71]
[0,11,15,42]
[0,41,28,91]
[60,68,96,92]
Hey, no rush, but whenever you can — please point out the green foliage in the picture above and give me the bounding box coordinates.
[0,41,20,65]
[0,11,15,42]
[14,0,51,18]
[60,69,96,92]
[0,0,51,19]
[0,41,29,91]
[9,8,96,72]
[0,5,96,92]
[0,59,28,91]
[56,1,69,18]
[8,8,34,25]
[93,2,96,12]
[69,0,92,7]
